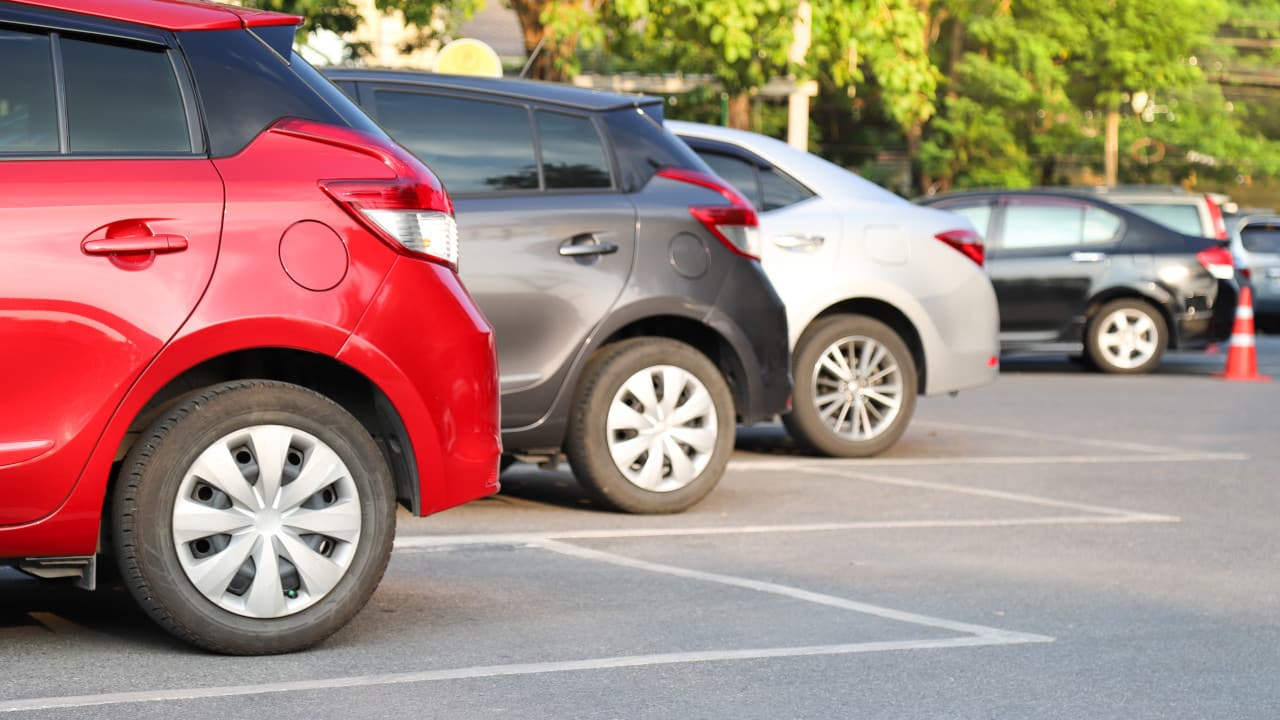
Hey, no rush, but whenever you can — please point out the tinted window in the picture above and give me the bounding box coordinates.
[62,37,189,154]
[1240,224,1280,254]
[760,166,814,211]
[537,111,612,190]
[951,204,993,240]
[700,152,761,208]
[1000,200,1122,249]
[1124,202,1203,236]
[0,29,57,153]
[374,91,537,193]
[180,29,348,157]
[605,106,712,192]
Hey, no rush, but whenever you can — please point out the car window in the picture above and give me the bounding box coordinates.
[0,29,57,154]
[950,204,993,240]
[1002,200,1103,249]
[760,166,814,211]
[1082,206,1123,244]
[374,91,537,194]
[604,106,713,192]
[1240,224,1280,254]
[1123,202,1203,236]
[536,111,612,190]
[699,151,761,208]
[62,37,190,154]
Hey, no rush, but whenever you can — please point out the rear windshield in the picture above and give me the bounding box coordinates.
[1123,203,1203,236]
[1240,224,1280,254]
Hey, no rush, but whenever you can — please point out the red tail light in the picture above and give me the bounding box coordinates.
[271,118,459,269]
[657,167,760,260]
[1205,194,1228,240]
[936,228,984,267]
[1197,245,1235,279]
[321,180,458,268]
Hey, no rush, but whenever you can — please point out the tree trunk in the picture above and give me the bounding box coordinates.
[907,124,931,195]
[1104,105,1120,187]
[727,92,752,130]
[508,0,568,81]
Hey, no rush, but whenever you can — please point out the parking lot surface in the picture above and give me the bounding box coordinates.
[4,338,1279,719]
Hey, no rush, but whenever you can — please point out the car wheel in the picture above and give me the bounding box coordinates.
[1086,299,1167,374]
[565,338,734,514]
[113,380,395,655]
[783,315,918,458]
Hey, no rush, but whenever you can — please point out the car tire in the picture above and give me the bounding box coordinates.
[565,338,734,514]
[1085,298,1168,374]
[783,315,918,458]
[113,380,395,655]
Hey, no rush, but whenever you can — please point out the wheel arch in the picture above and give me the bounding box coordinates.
[1084,286,1179,348]
[812,298,927,393]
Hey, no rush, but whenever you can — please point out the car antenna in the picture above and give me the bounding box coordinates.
[519,36,546,79]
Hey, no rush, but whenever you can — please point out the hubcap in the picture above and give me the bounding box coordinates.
[171,425,361,619]
[1097,308,1158,369]
[811,335,904,441]
[606,365,718,493]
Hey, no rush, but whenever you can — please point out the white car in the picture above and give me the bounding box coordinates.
[669,121,1000,457]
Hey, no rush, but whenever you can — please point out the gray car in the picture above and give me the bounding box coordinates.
[1230,215,1280,329]
[325,70,791,514]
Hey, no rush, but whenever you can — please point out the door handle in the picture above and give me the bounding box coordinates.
[1070,251,1106,263]
[82,234,189,255]
[559,234,619,258]
[773,234,825,251]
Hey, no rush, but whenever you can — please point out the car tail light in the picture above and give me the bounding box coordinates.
[1205,194,1228,240]
[936,228,984,267]
[657,167,760,260]
[1197,245,1235,279]
[321,180,458,268]
[270,118,459,269]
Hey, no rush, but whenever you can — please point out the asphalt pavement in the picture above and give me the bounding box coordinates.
[4,337,1279,719]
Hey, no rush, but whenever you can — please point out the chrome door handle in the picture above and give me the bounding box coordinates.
[773,234,825,251]
[559,234,619,257]
[1070,251,1106,263]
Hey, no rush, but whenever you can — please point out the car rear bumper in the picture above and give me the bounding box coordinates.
[917,268,1001,394]
[707,260,792,424]
[340,257,501,516]
[1176,279,1237,348]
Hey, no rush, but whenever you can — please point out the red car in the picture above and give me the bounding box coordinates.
[0,0,500,653]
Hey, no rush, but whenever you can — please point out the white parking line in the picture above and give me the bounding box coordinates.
[0,635,1044,713]
[910,420,1196,455]
[728,451,1247,471]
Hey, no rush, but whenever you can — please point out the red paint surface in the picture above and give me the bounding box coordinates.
[9,0,301,31]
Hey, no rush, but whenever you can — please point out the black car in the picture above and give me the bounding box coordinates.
[917,190,1238,373]
[325,69,791,513]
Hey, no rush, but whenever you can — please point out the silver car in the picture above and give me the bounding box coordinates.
[1231,215,1280,328]
[671,121,999,458]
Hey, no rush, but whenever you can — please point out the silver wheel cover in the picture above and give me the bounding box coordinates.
[172,425,361,619]
[606,365,718,493]
[811,335,904,441]
[1096,308,1159,369]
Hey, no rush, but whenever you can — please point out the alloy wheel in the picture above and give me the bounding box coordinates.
[810,335,904,441]
[1096,308,1160,370]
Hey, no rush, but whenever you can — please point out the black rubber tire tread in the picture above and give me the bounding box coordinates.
[112,379,395,655]
[565,337,735,514]
[783,315,918,458]
[1085,298,1168,374]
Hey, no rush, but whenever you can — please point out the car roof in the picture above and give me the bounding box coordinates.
[10,0,300,31]
[667,120,907,207]
[325,69,662,113]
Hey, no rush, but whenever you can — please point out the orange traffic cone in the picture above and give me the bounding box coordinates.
[1216,285,1271,382]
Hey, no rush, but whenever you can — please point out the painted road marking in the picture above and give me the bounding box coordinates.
[728,451,1247,471]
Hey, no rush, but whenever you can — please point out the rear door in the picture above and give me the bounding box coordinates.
[986,197,1123,341]
[357,86,637,427]
[0,22,222,525]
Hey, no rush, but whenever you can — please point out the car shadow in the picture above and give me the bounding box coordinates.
[998,350,1227,376]
[494,464,614,512]
[0,568,183,650]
